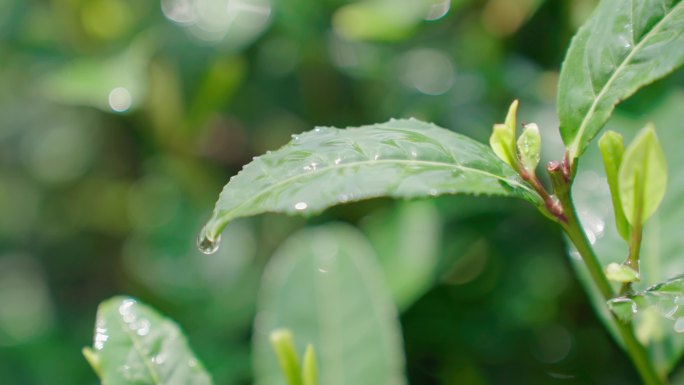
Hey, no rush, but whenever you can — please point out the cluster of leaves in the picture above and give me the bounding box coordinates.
[81,1,684,385]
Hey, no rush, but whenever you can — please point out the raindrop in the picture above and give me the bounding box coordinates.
[135,319,151,336]
[108,87,132,112]
[318,267,328,273]
[608,297,638,321]
[152,354,166,365]
[334,158,342,165]
[94,326,109,350]
[674,317,684,333]
[197,226,221,255]
[294,202,308,211]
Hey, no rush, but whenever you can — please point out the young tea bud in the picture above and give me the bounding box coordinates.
[489,100,519,167]
[517,123,541,175]
[270,329,304,385]
[302,344,318,385]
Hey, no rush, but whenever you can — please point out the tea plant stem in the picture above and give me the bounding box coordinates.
[548,163,665,385]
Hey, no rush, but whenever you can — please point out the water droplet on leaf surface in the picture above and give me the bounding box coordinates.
[608,297,638,321]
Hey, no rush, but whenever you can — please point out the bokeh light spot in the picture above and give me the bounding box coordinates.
[108,87,132,112]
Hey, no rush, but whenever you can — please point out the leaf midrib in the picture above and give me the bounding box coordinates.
[213,158,536,233]
[569,1,684,158]
[115,315,163,385]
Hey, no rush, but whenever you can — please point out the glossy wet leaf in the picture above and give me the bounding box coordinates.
[618,124,667,226]
[569,91,684,373]
[253,224,406,385]
[84,296,214,385]
[202,118,541,243]
[608,275,684,325]
[558,0,684,159]
[361,200,441,310]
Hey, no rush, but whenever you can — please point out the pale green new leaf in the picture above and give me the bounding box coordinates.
[253,224,406,385]
[201,119,541,243]
[618,124,667,226]
[598,130,629,240]
[517,123,541,174]
[84,297,214,385]
[558,0,684,160]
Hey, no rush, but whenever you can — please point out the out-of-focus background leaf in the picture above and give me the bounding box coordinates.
[253,224,406,385]
[1,0,682,384]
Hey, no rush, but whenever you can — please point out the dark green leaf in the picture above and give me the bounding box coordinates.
[558,0,684,160]
[253,224,407,385]
[84,296,214,385]
[201,119,541,244]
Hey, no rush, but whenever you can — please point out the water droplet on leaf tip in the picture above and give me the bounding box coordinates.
[197,227,221,255]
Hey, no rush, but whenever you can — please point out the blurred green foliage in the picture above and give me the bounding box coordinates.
[1,0,682,384]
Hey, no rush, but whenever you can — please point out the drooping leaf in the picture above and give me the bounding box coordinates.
[201,118,541,244]
[84,296,214,385]
[569,91,684,373]
[618,124,667,226]
[253,224,407,385]
[557,0,684,160]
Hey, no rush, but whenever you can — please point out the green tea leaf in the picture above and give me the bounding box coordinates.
[253,224,407,385]
[201,119,541,244]
[84,296,214,385]
[558,0,684,160]
[598,131,629,240]
[618,124,667,226]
